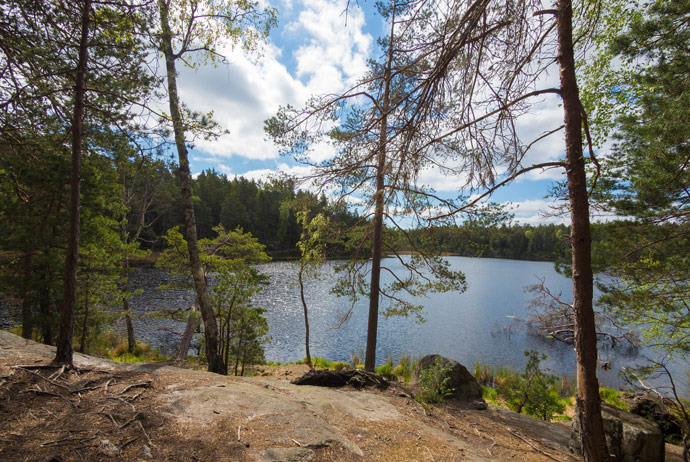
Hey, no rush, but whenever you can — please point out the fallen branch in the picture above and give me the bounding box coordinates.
[119,435,141,450]
[291,438,301,447]
[104,378,114,393]
[237,426,241,442]
[41,435,98,447]
[107,396,136,412]
[48,365,66,381]
[119,413,143,430]
[100,412,117,426]
[424,445,436,462]
[72,385,101,394]
[291,369,388,389]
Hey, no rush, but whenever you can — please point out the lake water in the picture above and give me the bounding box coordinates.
[120,256,684,392]
[253,257,641,388]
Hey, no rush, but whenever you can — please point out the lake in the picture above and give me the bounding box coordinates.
[123,256,669,390]
[253,257,640,388]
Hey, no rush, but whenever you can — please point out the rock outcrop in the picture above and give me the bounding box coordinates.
[571,402,665,461]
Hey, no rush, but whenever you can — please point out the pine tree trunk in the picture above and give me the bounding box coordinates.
[158,0,226,374]
[20,254,33,339]
[125,304,136,353]
[365,6,395,372]
[39,268,53,345]
[122,258,136,353]
[556,1,609,460]
[55,0,91,367]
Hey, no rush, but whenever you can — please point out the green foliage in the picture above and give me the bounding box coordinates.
[399,223,571,262]
[393,355,413,383]
[418,357,455,404]
[600,387,630,411]
[582,8,690,452]
[331,361,350,371]
[311,357,333,369]
[376,363,394,379]
[475,354,570,421]
[350,351,363,368]
[482,386,499,404]
[157,225,272,375]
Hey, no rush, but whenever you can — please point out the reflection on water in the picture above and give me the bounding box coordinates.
[120,256,683,392]
[254,257,641,389]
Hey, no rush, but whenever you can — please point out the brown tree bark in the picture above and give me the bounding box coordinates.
[125,305,136,353]
[364,4,395,372]
[54,0,91,367]
[556,1,609,460]
[298,265,312,367]
[158,0,226,374]
[20,254,33,339]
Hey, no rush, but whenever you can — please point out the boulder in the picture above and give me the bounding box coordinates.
[570,402,665,462]
[625,393,683,442]
[414,354,483,400]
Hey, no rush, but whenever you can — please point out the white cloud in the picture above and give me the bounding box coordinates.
[288,0,372,92]
[171,0,373,164]
[178,43,309,161]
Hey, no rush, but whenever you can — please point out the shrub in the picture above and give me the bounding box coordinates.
[418,357,455,403]
[482,386,498,404]
[502,351,566,421]
[312,357,333,369]
[474,361,491,385]
[396,355,413,383]
[350,351,363,368]
[377,363,394,378]
[331,361,350,371]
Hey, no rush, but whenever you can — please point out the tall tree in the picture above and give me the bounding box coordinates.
[268,0,546,371]
[154,0,276,374]
[54,0,92,365]
[295,209,333,368]
[554,1,609,459]
[1,0,159,365]
[332,0,609,456]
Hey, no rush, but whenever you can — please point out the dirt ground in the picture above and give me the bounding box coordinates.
[0,332,684,462]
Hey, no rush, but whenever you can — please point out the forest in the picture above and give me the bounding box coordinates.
[1,0,689,460]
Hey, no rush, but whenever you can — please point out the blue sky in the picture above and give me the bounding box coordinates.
[176,0,572,225]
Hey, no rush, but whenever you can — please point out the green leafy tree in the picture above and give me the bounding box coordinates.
[506,351,565,421]
[0,0,159,366]
[154,0,276,374]
[295,209,334,368]
[157,225,271,373]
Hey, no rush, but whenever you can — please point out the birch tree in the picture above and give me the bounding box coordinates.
[154,0,276,374]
